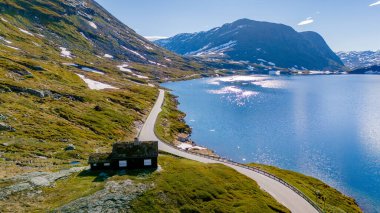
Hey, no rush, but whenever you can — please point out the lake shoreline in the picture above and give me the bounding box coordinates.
[160,74,378,212]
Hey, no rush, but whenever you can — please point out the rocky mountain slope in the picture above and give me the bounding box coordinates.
[0,0,209,179]
[336,51,380,70]
[156,19,344,71]
[0,0,205,81]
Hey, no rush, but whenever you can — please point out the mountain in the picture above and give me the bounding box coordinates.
[0,0,205,81]
[336,51,380,70]
[155,19,344,71]
[350,65,380,74]
[0,0,208,180]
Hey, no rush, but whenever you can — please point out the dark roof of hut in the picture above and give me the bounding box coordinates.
[111,141,158,159]
[88,153,112,164]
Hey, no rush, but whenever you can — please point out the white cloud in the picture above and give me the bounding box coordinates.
[144,36,169,41]
[369,1,380,6]
[298,17,314,26]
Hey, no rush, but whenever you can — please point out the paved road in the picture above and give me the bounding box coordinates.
[139,89,318,213]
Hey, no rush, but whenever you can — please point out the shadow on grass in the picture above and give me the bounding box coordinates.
[77,168,157,182]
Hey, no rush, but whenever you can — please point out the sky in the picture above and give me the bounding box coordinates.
[95,0,380,52]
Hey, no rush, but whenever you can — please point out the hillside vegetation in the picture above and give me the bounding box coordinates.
[0,155,290,213]
[249,163,362,213]
[155,92,191,143]
[0,0,207,178]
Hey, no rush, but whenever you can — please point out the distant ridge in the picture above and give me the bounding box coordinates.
[350,65,380,74]
[337,51,380,69]
[155,19,344,70]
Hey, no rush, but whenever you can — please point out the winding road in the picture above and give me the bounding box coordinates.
[138,89,319,213]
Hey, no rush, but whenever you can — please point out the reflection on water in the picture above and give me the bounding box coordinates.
[162,75,380,212]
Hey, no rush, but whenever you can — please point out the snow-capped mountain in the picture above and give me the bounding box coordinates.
[155,19,344,71]
[336,51,380,69]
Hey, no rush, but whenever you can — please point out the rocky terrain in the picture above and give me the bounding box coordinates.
[56,179,153,213]
[0,0,210,180]
[0,167,87,200]
[0,0,206,80]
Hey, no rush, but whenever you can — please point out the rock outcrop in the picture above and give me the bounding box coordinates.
[0,167,87,200]
[0,123,15,132]
[55,180,153,213]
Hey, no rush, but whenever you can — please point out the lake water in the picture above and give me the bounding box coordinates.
[162,75,380,212]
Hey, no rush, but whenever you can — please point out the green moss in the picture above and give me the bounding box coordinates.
[249,163,362,213]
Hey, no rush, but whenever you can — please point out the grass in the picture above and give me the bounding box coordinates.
[130,155,290,213]
[0,49,160,177]
[249,163,362,213]
[155,92,191,143]
[0,155,289,213]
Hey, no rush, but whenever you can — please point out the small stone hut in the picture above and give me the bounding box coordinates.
[89,140,158,170]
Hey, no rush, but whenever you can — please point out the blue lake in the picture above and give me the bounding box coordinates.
[162,75,380,212]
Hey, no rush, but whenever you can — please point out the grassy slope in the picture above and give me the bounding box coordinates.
[249,164,362,213]
[0,155,289,212]
[0,15,159,176]
[130,155,289,213]
[0,0,206,178]
[155,92,191,143]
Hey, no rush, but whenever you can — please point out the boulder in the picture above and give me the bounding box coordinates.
[94,105,102,111]
[0,123,15,132]
[11,69,33,76]
[30,177,50,187]
[0,114,7,121]
[59,138,70,143]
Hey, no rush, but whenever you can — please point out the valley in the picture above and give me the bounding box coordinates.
[0,0,376,212]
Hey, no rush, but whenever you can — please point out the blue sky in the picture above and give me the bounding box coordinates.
[95,0,380,51]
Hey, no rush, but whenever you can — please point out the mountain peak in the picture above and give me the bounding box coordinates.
[155,19,343,70]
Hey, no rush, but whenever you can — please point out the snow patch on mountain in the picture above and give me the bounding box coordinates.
[4,45,20,50]
[103,54,113,59]
[121,46,147,60]
[187,41,237,57]
[148,60,166,67]
[80,32,90,41]
[0,36,12,44]
[76,74,117,90]
[60,47,72,58]
[18,28,34,36]
[144,45,153,50]
[0,17,8,23]
[117,64,132,73]
[133,74,149,79]
[88,21,97,29]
